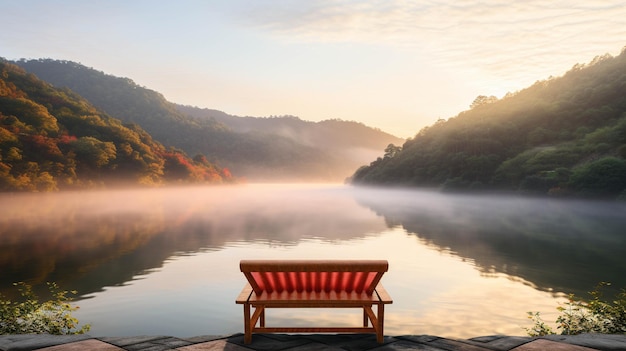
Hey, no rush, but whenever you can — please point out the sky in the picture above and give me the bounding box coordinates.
[1,1,625,138]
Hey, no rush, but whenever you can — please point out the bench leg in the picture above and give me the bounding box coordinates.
[363,309,368,327]
[365,304,385,343]
[243,303,252,344]
[250,306,264,329]
[260,308,265,328]
[377,303,385,343]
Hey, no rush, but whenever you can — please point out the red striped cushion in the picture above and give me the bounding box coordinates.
[249,271,379,294]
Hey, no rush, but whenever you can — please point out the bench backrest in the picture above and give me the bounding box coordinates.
[240,260,388,295]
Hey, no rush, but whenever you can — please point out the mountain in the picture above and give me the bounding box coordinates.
[350,48,626,199]
[177,106,400,150]
[177,105,404,175]
[15,59,403,181]
[0,59,232,191]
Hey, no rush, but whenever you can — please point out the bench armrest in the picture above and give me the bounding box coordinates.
[236,283,253,304]
[375,284,393,304]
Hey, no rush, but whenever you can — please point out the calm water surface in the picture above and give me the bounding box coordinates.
[1,184,624,338]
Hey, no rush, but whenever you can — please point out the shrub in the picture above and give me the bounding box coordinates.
[569,157,626,197]
[0,282,90,335]
[525,282,626,336]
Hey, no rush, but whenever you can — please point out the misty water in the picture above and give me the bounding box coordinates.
[1,184,625,338]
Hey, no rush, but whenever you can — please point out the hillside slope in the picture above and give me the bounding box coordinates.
[178,105,404,179]
[351,49,626,199]
[177,105,402,150]
[16,59,403,181]
[0,60,232,191]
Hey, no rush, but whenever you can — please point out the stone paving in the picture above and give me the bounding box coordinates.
[1,333,626,351]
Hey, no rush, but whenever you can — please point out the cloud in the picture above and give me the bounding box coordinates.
[235,0,626,93]
[3,0,623,135]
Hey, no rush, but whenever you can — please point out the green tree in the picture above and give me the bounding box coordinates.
[71,136,116,168]
[470,95,498,109]
[526,283,626,336]
[0,282,90,335]
[569,157,626,197]
[33,172,58,191]
[0,97,58,134]
[383,144,402,159]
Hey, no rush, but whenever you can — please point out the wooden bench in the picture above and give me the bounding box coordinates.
[235,259,392,344]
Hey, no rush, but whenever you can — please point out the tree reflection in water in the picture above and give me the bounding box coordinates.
[1,184,624,336]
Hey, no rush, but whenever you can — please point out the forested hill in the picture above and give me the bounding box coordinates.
[351,49,626,199]
[15,59,403,181]
[176,105,403,153]
[0,60,233,191]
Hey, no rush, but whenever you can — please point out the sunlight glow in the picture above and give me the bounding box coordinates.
[1,1,624,137]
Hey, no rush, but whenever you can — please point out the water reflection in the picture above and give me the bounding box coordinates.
[0,184,387,297]
[354,187,626,296]
[1,184,624,337]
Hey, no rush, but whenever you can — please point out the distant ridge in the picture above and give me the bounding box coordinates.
[15,59,403,181]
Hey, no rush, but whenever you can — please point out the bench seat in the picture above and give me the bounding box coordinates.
[236,260,392,344]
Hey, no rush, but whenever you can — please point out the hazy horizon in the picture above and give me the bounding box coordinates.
[2,1,625,137]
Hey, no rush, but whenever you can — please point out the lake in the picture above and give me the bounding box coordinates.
[1,184,625,338]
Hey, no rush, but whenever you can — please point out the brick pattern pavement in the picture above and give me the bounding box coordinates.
[2,333,626,351]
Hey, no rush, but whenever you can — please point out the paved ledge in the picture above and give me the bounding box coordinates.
[1,333,625,351]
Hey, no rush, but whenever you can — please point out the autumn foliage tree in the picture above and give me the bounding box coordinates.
[0,59,234,191]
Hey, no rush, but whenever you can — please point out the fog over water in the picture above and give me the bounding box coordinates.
[1,184,624,337]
